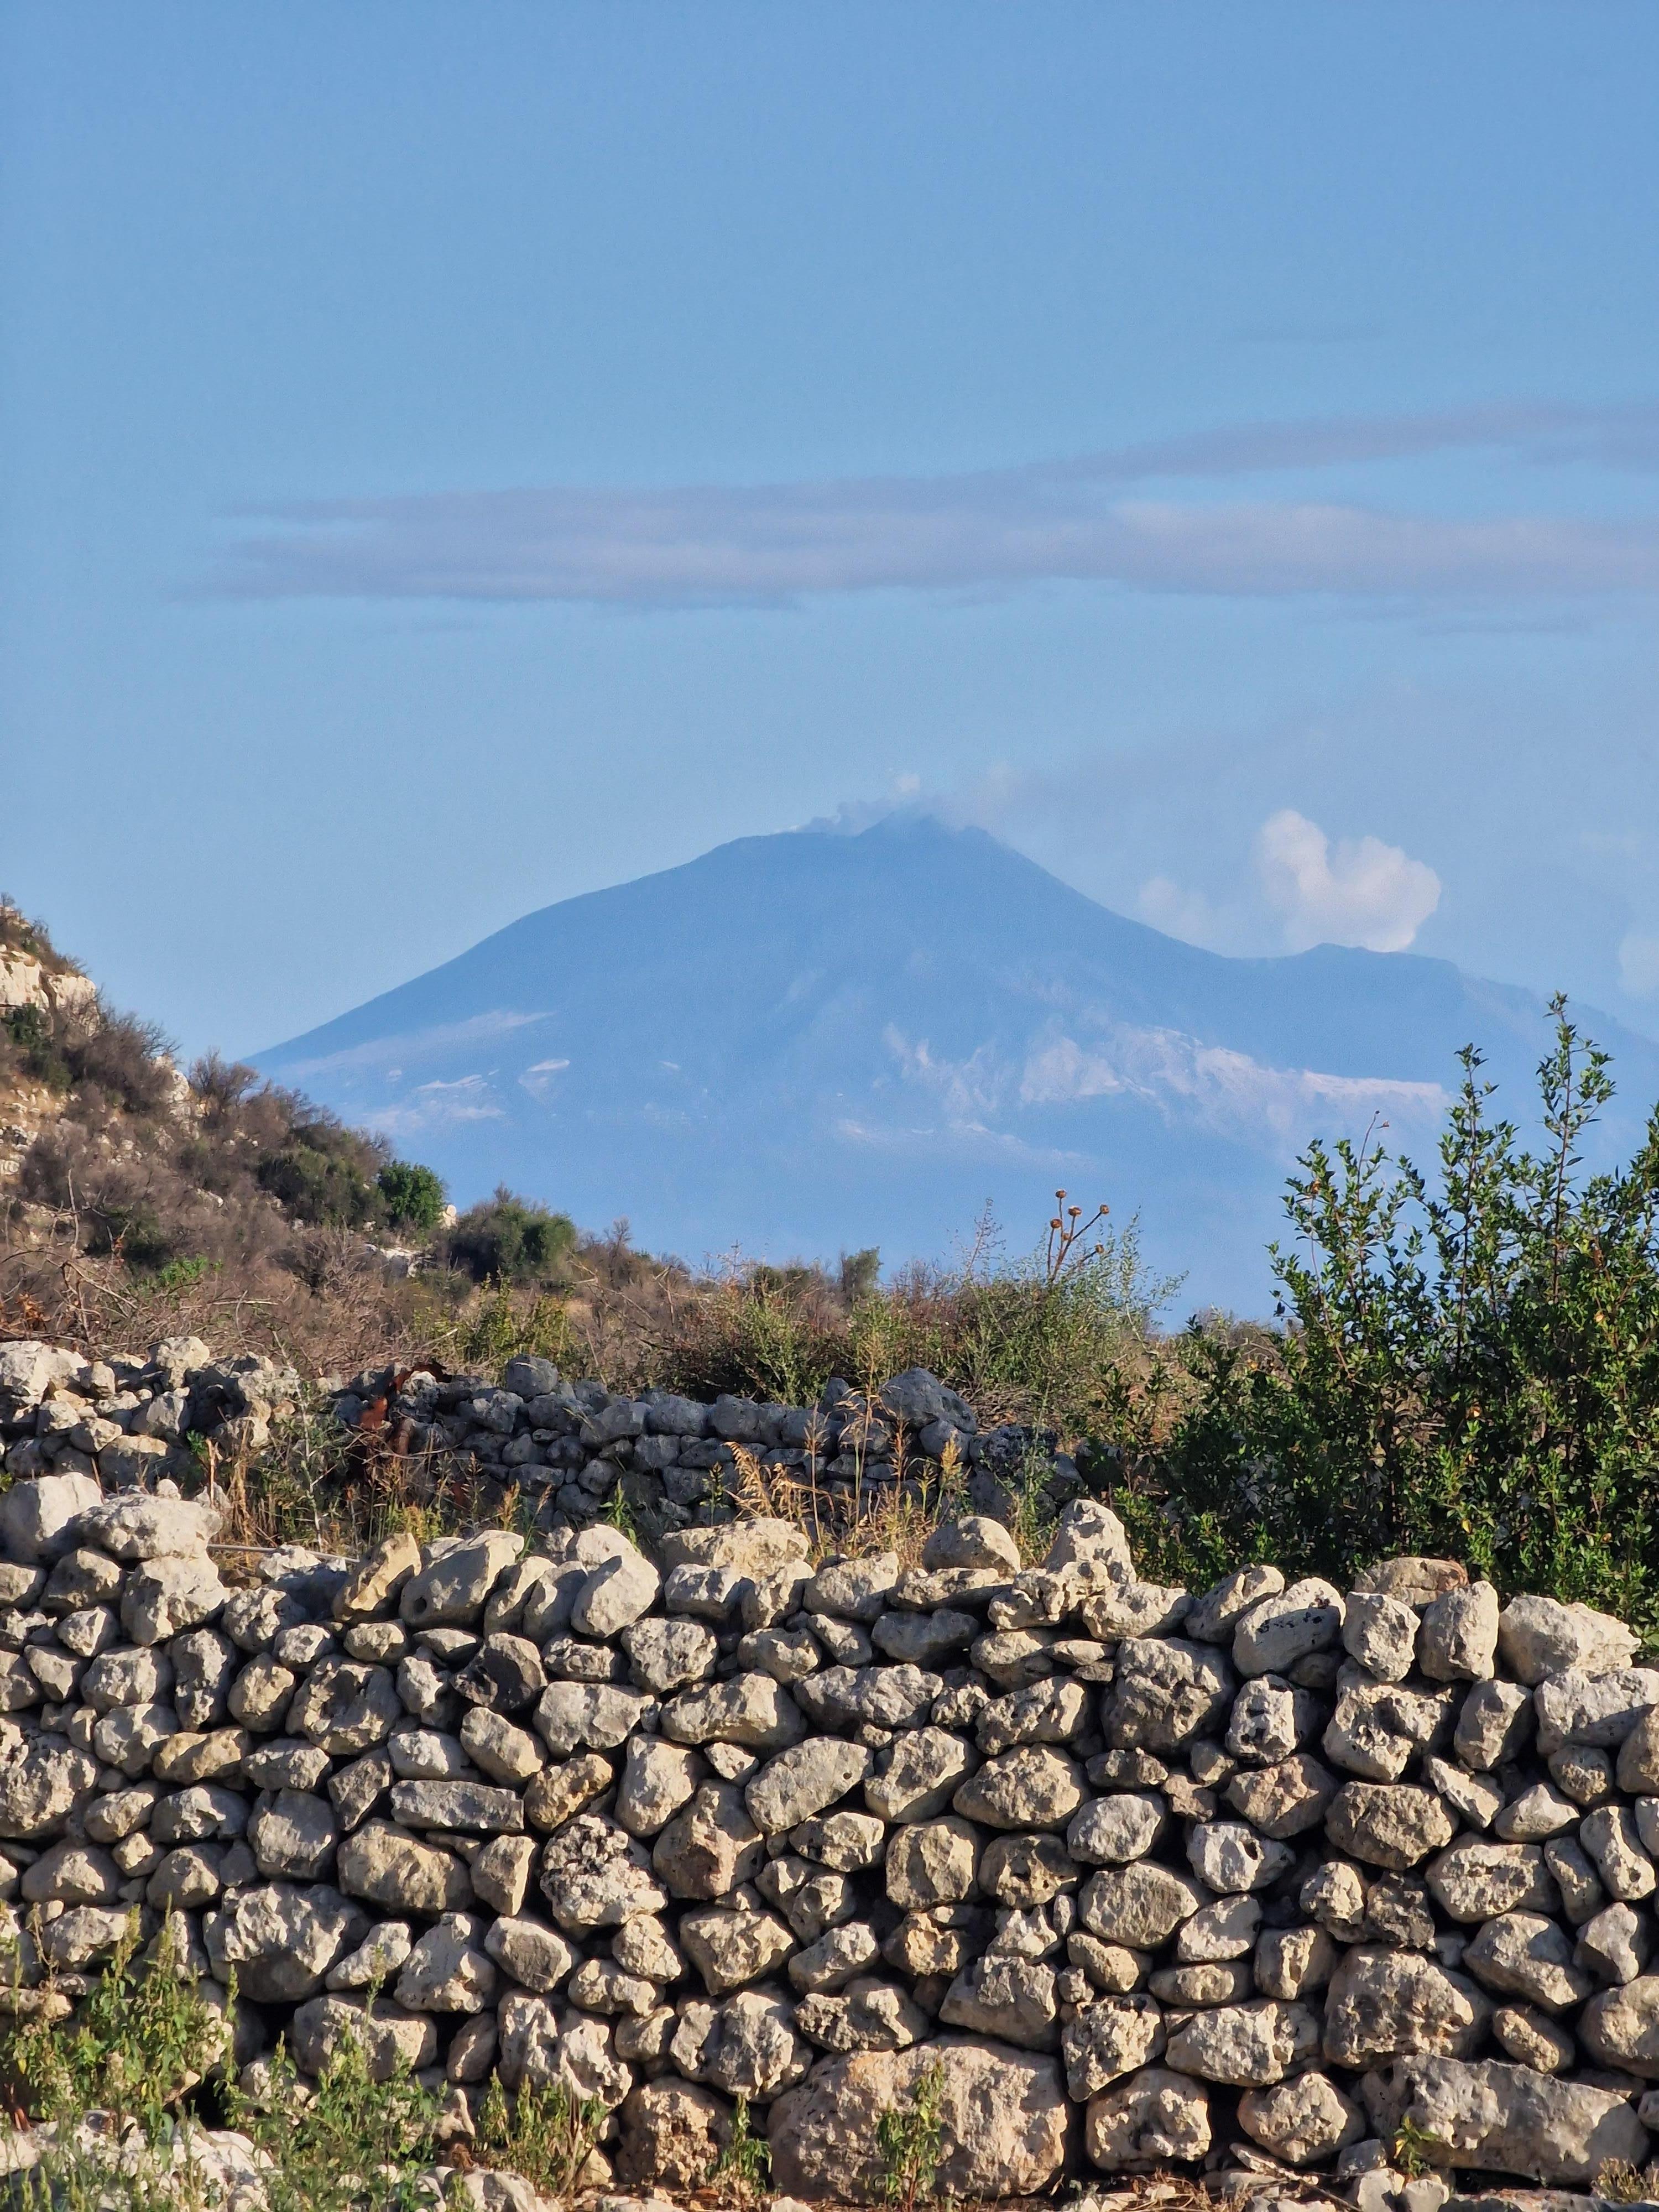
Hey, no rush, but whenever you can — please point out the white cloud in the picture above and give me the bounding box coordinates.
[1255,810,1441,953]
[1619,931,1659,998]
[1131,810,1440,957]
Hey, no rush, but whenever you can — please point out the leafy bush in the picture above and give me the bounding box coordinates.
[1110,1004,1659,1632]
[444,1186,578,1286]
[3,1003,71,1090]
[376,1160,446,1235]
[2,1913,222,2143]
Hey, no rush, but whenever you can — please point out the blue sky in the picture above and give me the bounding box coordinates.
[4,3,1659,1063]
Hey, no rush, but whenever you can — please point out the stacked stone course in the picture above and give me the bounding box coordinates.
[333,1353,1068,1531]
[7,1359,1659,2203]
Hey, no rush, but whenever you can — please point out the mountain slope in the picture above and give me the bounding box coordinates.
[256,817,1659,1310]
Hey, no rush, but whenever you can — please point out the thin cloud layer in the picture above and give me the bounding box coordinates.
[213,401,1659,609]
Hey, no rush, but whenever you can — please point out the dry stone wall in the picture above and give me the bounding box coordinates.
[334,1353,1071,1532]
[9,1390,1659,2201]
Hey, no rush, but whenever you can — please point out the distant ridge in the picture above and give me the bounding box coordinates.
[257,817,1659,1311]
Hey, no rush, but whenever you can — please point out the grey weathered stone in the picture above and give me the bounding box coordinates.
[1342,1591,1421,1683]
[1186,1819,1293,1893]
[767,2038,1068,2204]
[805,1553,900,1623]
[1428,1838,1558,1922]
[1061,1993,1165,2097]
[616,2080,734,2189]
[745,1739,870,1833]
[1327,1782,1456,1871]
[571,1547,660,1638]
[1463,1910,1594,2012]
[288,1658,401,1755]
[337,1820,472,1914]
[291,1994,435,2080]
[922,1515,1021,1574]
[864,1727,974,1823]
[395,1913,497,2012]
[123,1554,227,1645]
[535,1680,655,1756]
[539,1812,667,1930]
[325,1919,414,1990]
[1580,1970,1659,2075]
[1418,1581,1500,1682]
[1163,1997,1320,2085]
[458,1705,544,1785]
[978,1676,1090,1755]
[795,1663,941,1731]
[1255,1923,1338,1999]
[400,1533,523,1629]
[1582,1803,1658,1900]
[1496,1594,1639,1684]
[1233,1580,1344,1676]
[869,1607,977,1666]
[1173,1893,1261,1963]
[615,1736,702,1839]
[1455,1678,1533,1770]
[1102,1639,1234,1751]
[1322,1944,1487,2067]
[1577,1899,1650,1985]
[0,1473,103,1564]
[937,1953,1058,2048]
[71,1493,221,1562]
[204,1880,366,2001]
[1238,2070,1364,2165]
[679,1902,795,1995]
[1067,1793,1164,1864]
[660,1672,804,1752]
[481,1912,577,1994]
[1535,1667,1659,1756]
[953,1746,1085,1830]
[1362,2053,1648,2185]
[621,1618,717,1695]
[1084,2067,1211,2168]
[1226,1752,1339,1839]
[248,1788,338,1879]
[1080,1863,1208,1948]
[652,1781,764,1900]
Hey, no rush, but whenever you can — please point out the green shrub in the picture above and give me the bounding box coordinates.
[445,1187,578,1286]
[3,1002,71,1090]
[1108,1004,1659,1632]
[377,1160,447,1235]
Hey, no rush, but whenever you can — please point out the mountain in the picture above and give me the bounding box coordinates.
[255,817,1659,1312]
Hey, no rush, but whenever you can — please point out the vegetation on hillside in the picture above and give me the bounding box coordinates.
[8,889,1659,1630]
[1116,1001,1659,1633]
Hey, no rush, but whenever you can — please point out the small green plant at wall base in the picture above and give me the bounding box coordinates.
[711,2093,772,2204]
[474,2073,607,2203]
[1390,2118,1450,2179]
[227,2024,439,2212]
[877,2056,947,2212]
[1,1912,223,2142]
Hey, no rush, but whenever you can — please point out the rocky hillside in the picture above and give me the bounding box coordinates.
[0,897,478,1382]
